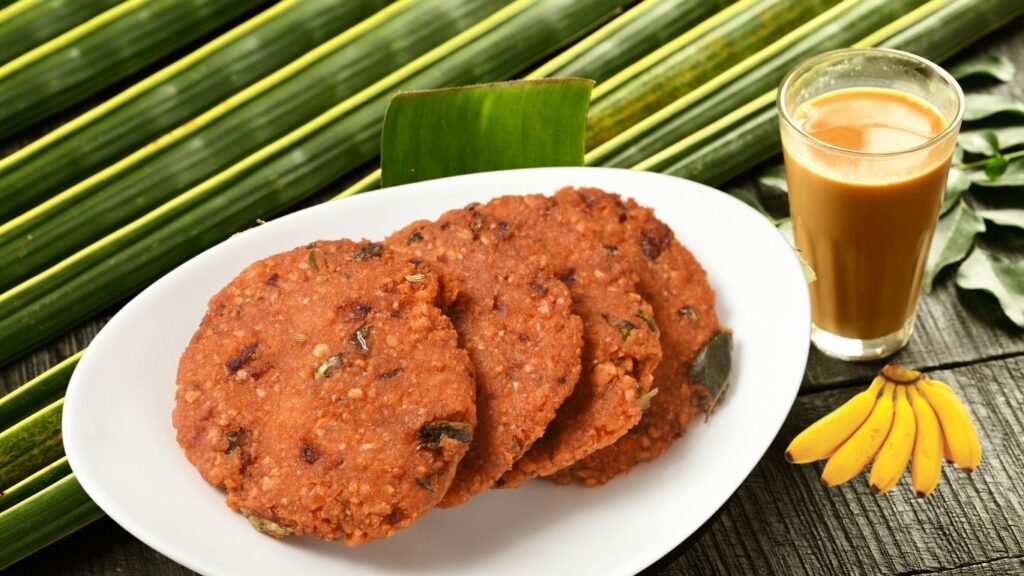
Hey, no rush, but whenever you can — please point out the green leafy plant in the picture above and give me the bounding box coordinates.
[948,53,1017,82]
[925,201,986,291]
[528,0,733,84]
[975,208,1024,229]
[962,93,1024,121]
[957,248,1024,326]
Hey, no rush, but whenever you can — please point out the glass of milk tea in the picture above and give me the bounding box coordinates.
[778,48,964,361]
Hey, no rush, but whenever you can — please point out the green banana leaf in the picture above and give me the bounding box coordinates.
[881,0,1024,62]
[340,0,829,196]
[635,92,778,184]
[340,0,737,196]
[381,78,593,187]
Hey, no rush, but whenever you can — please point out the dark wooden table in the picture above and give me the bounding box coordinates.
[3,22,1023,576]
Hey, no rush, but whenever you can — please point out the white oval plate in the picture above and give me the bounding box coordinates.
[64,167,810,576]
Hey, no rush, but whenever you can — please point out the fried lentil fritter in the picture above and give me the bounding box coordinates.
[173,240,476,545]
[479,195,663,487]
[388,207,583,506]
[544,188,722,486]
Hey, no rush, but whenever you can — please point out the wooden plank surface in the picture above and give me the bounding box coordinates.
[944,557,1024,575]
[803,269,1024,390]
[660,356,1024,575]
[2,12,1023,576]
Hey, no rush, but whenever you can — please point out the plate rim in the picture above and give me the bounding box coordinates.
[63,166,811,576]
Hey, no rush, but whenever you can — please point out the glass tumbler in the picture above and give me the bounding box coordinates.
[778,48,964,361]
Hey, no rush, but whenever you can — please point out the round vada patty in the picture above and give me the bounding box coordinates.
[173,189,728,546]
[545,188,722,486]
[173,239,476,546]
[388,207,583,507]
[478,194,664,487]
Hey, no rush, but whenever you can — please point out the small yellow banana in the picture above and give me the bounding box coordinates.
[917,379,982,471]
[942,430,955,463]
[926,380,959,462]
[788,364,980,495]
[786,376,886,464]
[869,386,915,494]
[907,384,943,497]
[821,382,896,487]
[926,378,957,397]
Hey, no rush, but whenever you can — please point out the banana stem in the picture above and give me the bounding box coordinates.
[881,363,924,384]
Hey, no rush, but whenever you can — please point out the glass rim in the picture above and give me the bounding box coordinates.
[777,47,965,158]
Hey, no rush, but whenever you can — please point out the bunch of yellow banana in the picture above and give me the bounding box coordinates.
[786,364,981,496]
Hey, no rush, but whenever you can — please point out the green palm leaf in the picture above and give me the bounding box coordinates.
[0,0,630,366]
[0,0,393,221]
[0,0,268,139]
[0,0,122,67]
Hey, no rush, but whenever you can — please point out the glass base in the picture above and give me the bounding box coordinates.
[811,316,914,361]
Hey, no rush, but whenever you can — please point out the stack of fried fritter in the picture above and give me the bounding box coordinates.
[173,187,726,546]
